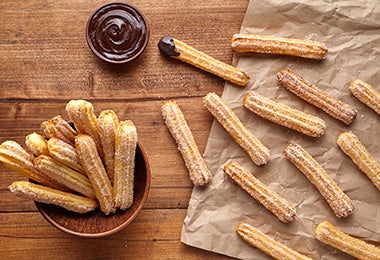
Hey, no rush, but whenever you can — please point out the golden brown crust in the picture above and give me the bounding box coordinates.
[349,79,380,115]
[25,132,49,156]
[40,115,77,146]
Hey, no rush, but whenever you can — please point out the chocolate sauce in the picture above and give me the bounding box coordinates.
[158,36,180,56]
[86,3,149,63]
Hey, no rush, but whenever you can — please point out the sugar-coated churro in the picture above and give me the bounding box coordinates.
[9,181,98,214]
[277,69,357,125]
[284,143,354,218]
[224,162,296,223]
[113,120,137,210]
[203,93,270,166]
[315,221,380,260]
[231,33,327,60]
[237,223,312,260]
[162,100,212,186]
[75,134,115,214]
[97,110,119,183]
[349,79,380,115]
[158,36,250,86]
[244,92,326,137]
[337,131,380,191]
[41,115,77,146]
[25,132,49,156]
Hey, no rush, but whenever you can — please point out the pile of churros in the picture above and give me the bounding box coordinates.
[1,100,138,215]
[159,33,380,259]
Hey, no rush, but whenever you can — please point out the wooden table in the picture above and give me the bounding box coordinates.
[0,0,248,258]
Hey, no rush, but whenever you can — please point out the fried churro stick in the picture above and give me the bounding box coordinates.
[244,92,326,137]
[113,120,138,210]
[9,181,98,214]
[158,36,250,87]
[47,137,85,175]
[277,69,357,125]
[349,79,380,115]
[25,132,49,156]
[284,143,354,218]
[337,132,380,191]
[224,162,296,222]
[41,115,77,146]
[66,100,103,158]
[33,155,95,199]
[0,141,65,190]
[75,134,115,214]
[237,223,312,260]
[315,221,380,260]
[162,100,212,186]
[203,93,270,166]
[97,110,119,183]
[231,33,327,60]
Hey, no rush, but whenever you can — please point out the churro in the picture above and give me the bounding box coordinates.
[237,223,312,260]
[244,92,326,137]
[349,79,380,115]
[75,134,115,214]
[158,36,250,86]
[25,132,49,156]
[337,131,380,191]
[203,93,269,166]
[224,162,296,223]
[315,221,380,260]
[33,155,95,199]
[97,110,119,183]
[9,181,98,214]
[113,120,137,210]
[41,115,77,146]
[162,100,212,186]
[231,33,327,60]
[277,69,357,125]
[66,100,103,158]
[47,137,85,175]
[284,143,354,218]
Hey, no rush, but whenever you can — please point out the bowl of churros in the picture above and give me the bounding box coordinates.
[3,100,150,238]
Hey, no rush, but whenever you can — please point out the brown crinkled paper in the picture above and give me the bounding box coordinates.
[180,0,380,259]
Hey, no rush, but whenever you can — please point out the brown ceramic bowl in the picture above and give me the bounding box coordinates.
[34,142,150,238]
[86,2,150,64]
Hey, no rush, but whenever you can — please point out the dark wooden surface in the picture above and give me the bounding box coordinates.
[0,0,249,258]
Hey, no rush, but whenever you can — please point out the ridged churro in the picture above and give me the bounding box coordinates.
[41,115,77,146]
[66,100,103,158]
[25,132,49,156]
[337,132,380,191]
[158,36,250,86]
[284,143,354,218]
[113,120,137,210]
[237,223,312,260]
[315,221,380,260]
[203,93,269,166]
[0,140,65,190]
[162,100,212,186]
[277,69,357,125]
[33,155,95,199]
[349,79,380,115]
[244,92,326,137]
[97,110,119,183]
[76,134,115,214]
[47,137,85,175]
[224,162,296,223]
[9,181,98,214]
[231,33,327,60]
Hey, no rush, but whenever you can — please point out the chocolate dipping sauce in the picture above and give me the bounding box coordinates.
[86,3,149,64]
[158,36,180,57]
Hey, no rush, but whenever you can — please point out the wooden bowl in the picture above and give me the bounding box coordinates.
[34,142,150,238]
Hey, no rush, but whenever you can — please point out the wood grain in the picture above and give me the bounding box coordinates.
[0,0,249,258]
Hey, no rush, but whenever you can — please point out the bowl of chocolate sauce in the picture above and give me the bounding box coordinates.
[86,2,149,64]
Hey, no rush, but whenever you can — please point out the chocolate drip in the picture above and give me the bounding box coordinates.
[158,36,180,56]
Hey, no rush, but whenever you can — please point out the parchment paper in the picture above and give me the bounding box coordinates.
[181,0,380,259]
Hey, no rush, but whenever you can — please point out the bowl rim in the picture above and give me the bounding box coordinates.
[85,2,150,64]
[35,141,151,238]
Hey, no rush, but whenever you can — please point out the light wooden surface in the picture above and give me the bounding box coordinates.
[0,0,249,258]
